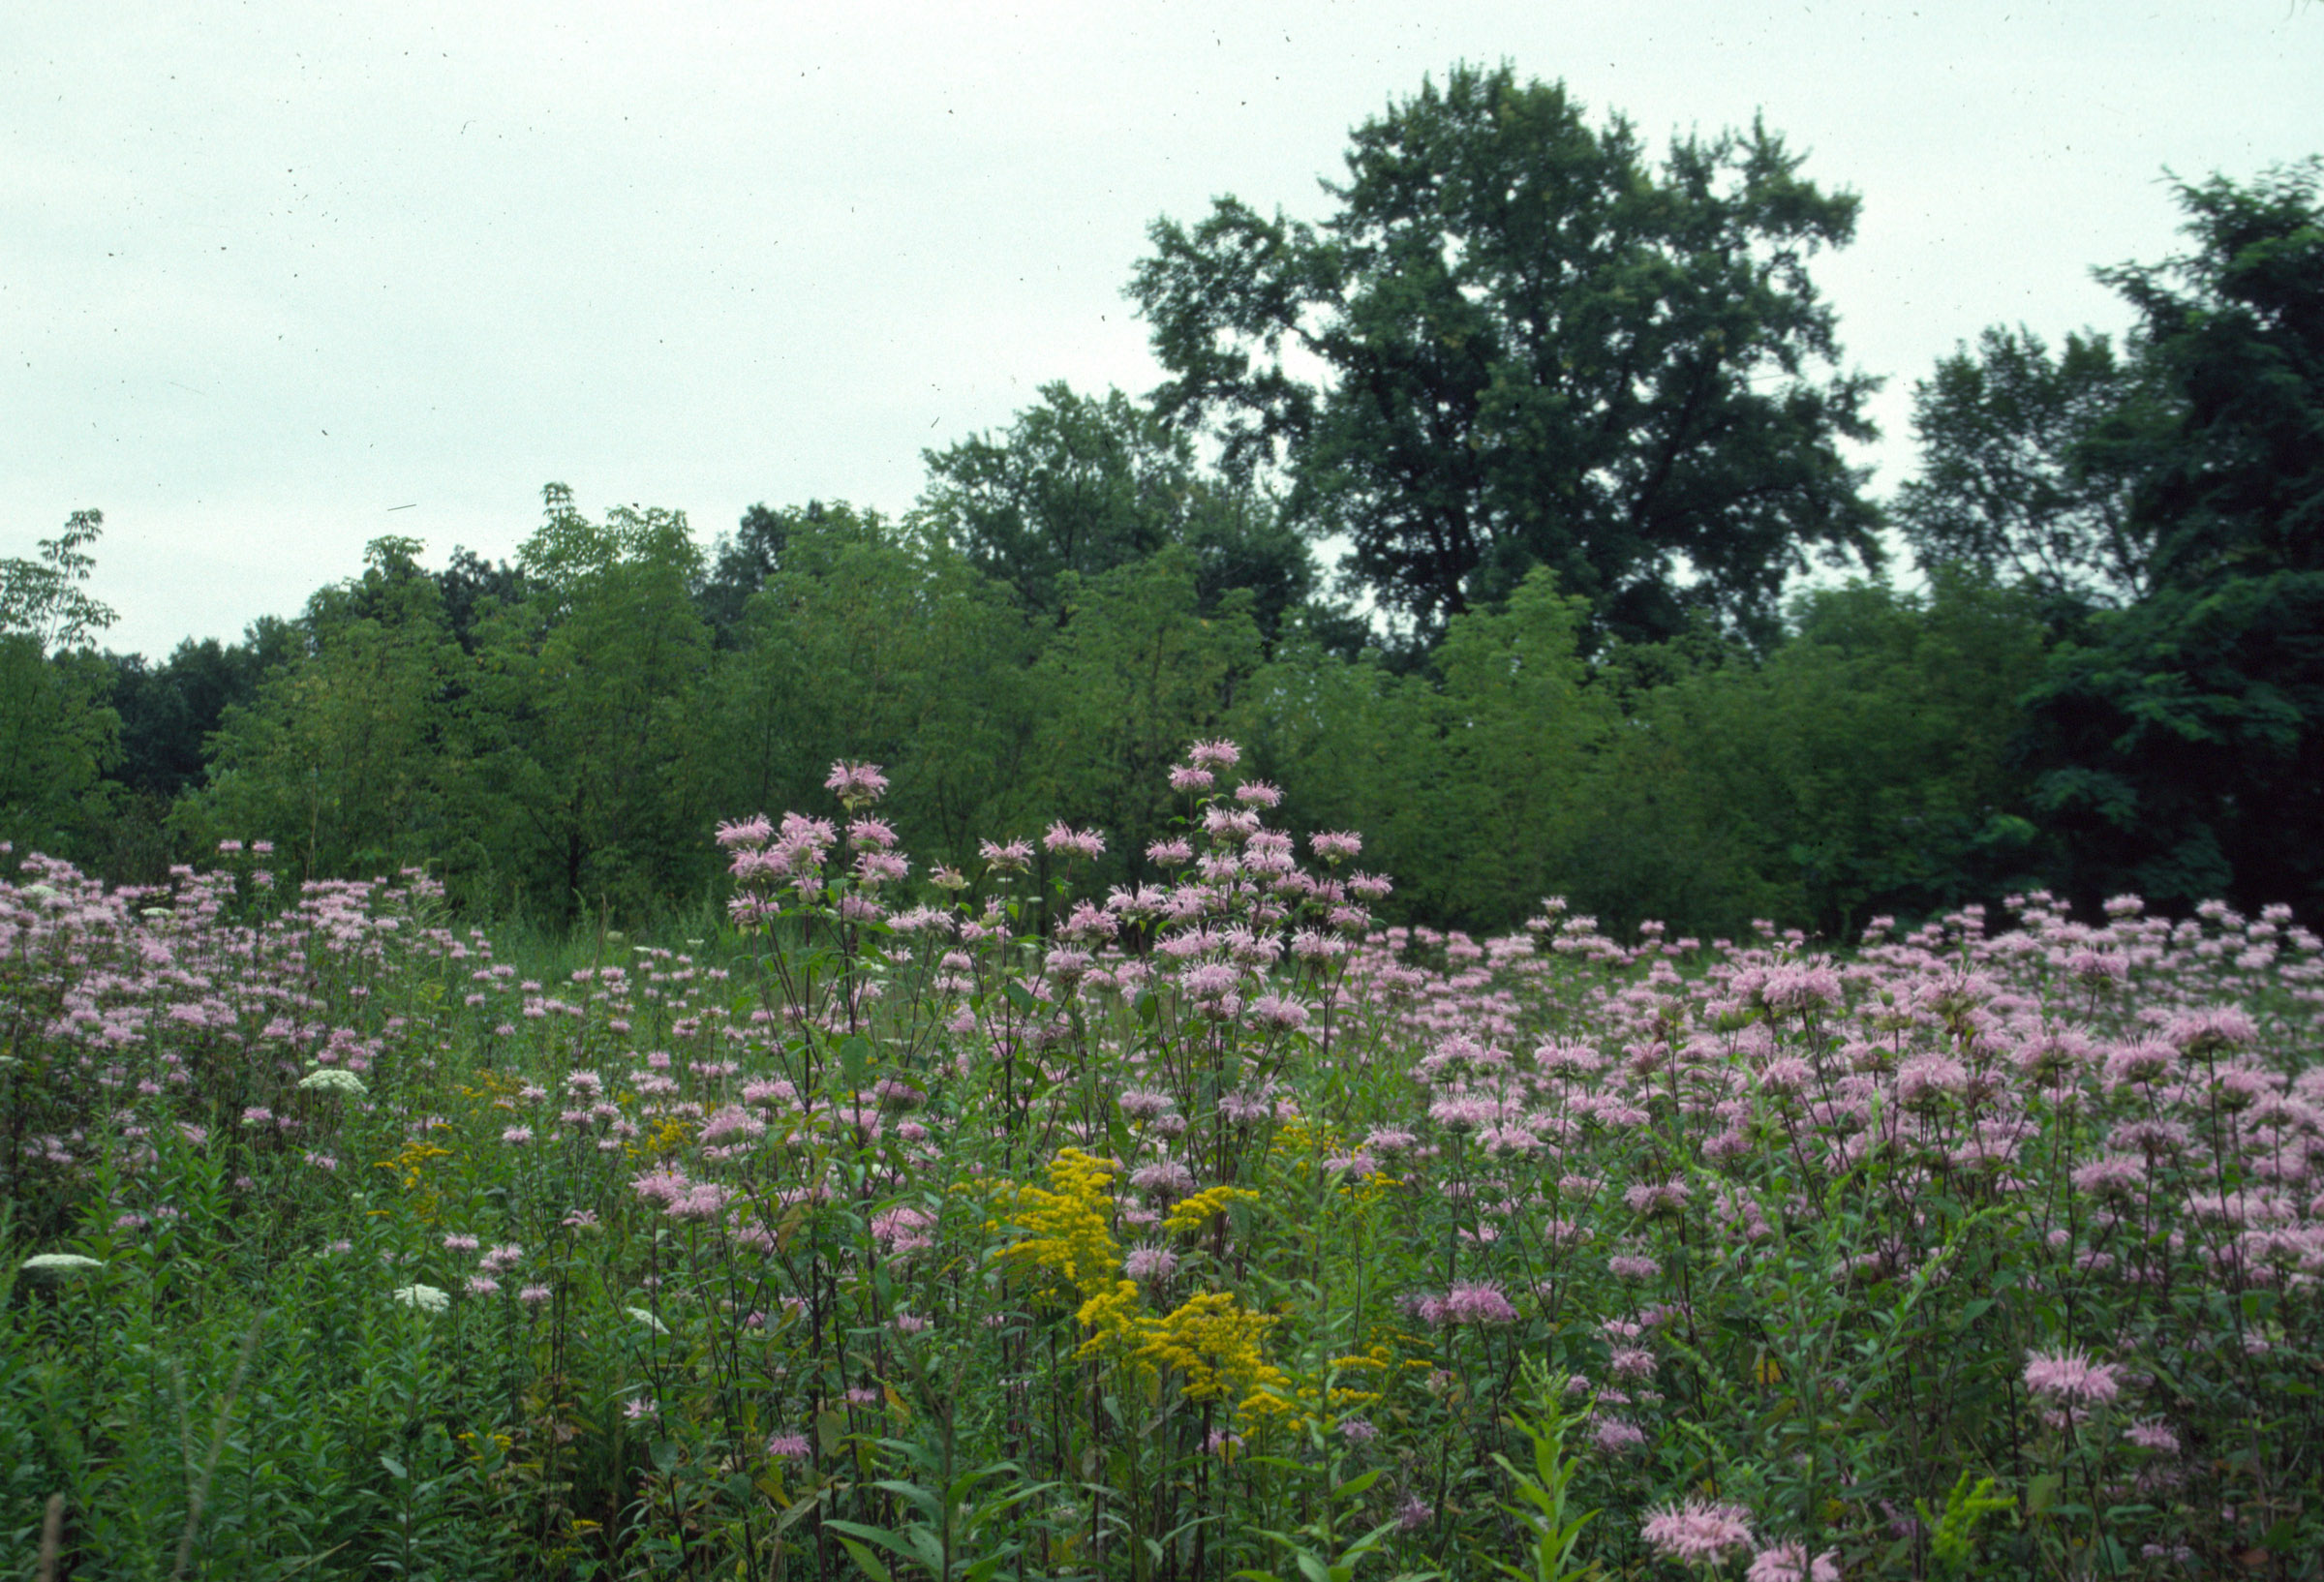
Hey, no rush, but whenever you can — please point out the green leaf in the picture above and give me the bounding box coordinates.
[835,1536,891,1582]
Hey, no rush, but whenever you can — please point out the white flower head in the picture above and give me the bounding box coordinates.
[392,1283,450,1313]
[627,1306,671,1335]
[298,1069,368,1096]
[19,1253,105,1275]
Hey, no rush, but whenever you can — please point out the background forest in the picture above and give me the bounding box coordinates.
[6,71,2320,943]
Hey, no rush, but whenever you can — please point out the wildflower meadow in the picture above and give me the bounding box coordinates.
[5,743,2323,1580]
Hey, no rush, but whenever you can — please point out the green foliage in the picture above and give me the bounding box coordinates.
[466,485,717,921]
[2025,571,2324,913]
[1583,574,2052,937]
[1893,326,2161,607]
[2019,162,2324,918]
[1484,1380,1599,1582]
[1248,569,1607,929]
[705,502,1038,859]
[188,537,467,882]
[917,383,1316,640]
[0,512,121,855]
[2099,159,2324,592]
[1914,1473,2014,1582]
[1131,62,1881,646]
[1027,548,1265,866]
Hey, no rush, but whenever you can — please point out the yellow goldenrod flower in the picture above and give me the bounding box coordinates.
[1163,1184,1259,1235]
[994,1148,1122,1302]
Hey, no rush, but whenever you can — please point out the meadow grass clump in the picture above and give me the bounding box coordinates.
[4,748,2322,1580]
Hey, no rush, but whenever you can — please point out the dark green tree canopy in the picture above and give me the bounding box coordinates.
[1130,63,1882,646]
[915,382,1316,637]
[1,509,115,654]
[1893,326,2163,607]
[2102,160,2324,591]
[2023,163,2324,915]
[697,501,804,647]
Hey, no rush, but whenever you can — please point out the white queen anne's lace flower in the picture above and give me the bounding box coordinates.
[19,1253,105,1274]
[392,1283,450,1313]
[298,1068,368,1095]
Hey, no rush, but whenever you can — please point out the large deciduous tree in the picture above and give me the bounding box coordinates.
[0,511,120,853]
[192,536,464,881]
[1893,326,2164,607]
[916,382,1316,640]
[2023,162,2324,913]
[1129,62,1882,647]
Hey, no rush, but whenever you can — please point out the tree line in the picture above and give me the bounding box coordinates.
[6,66,2318,939]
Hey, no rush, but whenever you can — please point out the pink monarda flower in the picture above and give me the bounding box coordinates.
[1132,1161,1196,1197]
[1895,1051,1971,1109]
[630,1168,690,1208]
[766,1432,811,1461]
[2024,1347,2122,1406]
[1043,822,1106,861]
[824,760,888,805]
[1624,1179,1691,1218]
[1747,1542,1841,1582]
[846,816,898,850]
[1591,1416,1647,1454]
[1124,1245,1178,1281]
[1442,1281,1519,1325]
[2070,1155,2147,1202]
[1185,739,1240,770]
[1249,994,1310,1031]
[979,837,1034,874]
[1147,837,1195,865]
[715,814,773,849]
[1309,831,1361,861]
[2166,1005,2258,1056]
[1640,1498,1755,1567]
[519,1284,552,1307]
[1233,780,1282,807]
[1168,764,1215,792]
[1757,964,1843,1013]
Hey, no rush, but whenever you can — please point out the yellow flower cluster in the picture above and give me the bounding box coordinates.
[993,1147,1122,1302]
[1269,1117,1340,1169]
[1163,1184,1260,1235]
[1076,1278,1146,1358]
[993,1150,1285,1415]
[1246,1342,1394,1425]
[1128,1292,1285,1405]
[374,1141,454,1193]
[633,1114,692,1160]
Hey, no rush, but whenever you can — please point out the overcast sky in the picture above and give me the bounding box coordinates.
[6,0,2316,657]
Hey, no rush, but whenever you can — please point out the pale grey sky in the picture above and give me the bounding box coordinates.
[5,0,2316,656]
